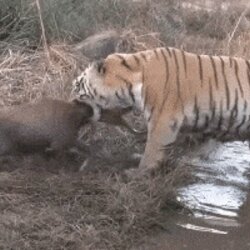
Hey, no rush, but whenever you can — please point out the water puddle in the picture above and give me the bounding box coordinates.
[177,141,250,232]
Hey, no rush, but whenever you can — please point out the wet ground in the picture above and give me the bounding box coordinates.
[136,142,250,250]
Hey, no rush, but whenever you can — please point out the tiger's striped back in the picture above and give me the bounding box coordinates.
[165,48,250,141]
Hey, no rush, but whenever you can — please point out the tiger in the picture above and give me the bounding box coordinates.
[71,47,250,172]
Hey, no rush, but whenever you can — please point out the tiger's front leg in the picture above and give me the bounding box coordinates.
[138,112,183,172]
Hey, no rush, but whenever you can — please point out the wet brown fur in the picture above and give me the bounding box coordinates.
[0,99,93,156]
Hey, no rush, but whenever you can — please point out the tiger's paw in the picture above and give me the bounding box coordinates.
[124,165,159,180]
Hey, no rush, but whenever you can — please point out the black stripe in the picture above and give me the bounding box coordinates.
[160,49,169,92]
[147,106,155,122]
[133,55,140,66]
[246,115,250,131]
[169,119,179,132]
[208,78,214,112]
[88,90,95,99]
[116,75,135,103]
[93,88,97,96]
[197,55,203,84]
[154,49,160,60]
[227,89,239,132]
[116,54,124,60]
[143,86,148,111]
[99,95,106,101]
[211,101,216,122]
[172,49,181,98]
[115,91,123,100]
[220,57,230,110]
[159,49,170,114]
[193,96,199,130]
[126,82,135,103]
[122,59,133,71]
[142,67,147,110]
[234,59,244,97]
[166,48,172,57]
[121,87,125,96]
[85,82,95,99]
[229,57,234,67]
[181,50,187,77]
[244,100,248,112]
[183,115,188,125]
[141,52,147,61]
[217,100,223,131]
[209,77,216,122]
[96,104,102,109]
[80,82,87,96]
[236,115,246,135]
[209,56,219,89]
[246,60,250,87]
[204,115,210,130]
[233,89,239,120]
[142,65,145,84]
[116,55,133,71]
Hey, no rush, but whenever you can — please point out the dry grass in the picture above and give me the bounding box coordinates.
[0,43,88,107]
[0,159,187,250]
[0,38,186,249]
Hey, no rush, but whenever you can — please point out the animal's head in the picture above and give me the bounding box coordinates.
[71,53,143,110]
[72,99,146,135]
[71,99,98,123]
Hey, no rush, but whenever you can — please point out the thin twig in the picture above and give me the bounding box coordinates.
[35,0,50,61]
[227,7,249,54]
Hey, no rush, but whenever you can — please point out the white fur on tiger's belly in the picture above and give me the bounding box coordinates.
[132,83,143,110]
[133,83,153,130]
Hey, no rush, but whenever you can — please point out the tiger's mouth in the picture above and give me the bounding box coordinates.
[99,107,147,135]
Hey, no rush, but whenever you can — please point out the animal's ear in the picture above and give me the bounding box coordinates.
[73,99,94,118]
[94,59,106,75]
[71,99,82,105]
[82,103,94,118]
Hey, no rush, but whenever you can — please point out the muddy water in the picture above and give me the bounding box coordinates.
[136,142,250,250]
[178,142,250,228]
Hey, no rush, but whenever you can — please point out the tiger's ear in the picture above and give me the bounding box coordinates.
[94,59,106,75]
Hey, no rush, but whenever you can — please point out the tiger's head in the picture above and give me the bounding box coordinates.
[71,53,143,110]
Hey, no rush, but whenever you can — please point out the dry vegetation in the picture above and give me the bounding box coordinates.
[0,0,250,249]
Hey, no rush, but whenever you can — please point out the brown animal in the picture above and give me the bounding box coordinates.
[0,98,144,157]
[0,99,94,156]
[73,30,134,60]
[71,98,146,135]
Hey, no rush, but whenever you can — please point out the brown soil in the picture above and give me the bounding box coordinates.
[0,143,188,250]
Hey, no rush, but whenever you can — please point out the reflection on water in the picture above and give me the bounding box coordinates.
[177,223,228,235]
[177,142,250,231]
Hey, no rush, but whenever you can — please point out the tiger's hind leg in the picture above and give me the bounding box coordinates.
[138,110,183,173]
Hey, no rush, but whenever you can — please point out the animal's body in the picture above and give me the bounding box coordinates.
[0,99,94,156]
[72,47,250,171]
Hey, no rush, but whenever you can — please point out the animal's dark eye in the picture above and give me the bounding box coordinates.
[95,60,106,75]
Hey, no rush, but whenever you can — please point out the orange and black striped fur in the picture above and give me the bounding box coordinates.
[72,47,250,171]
